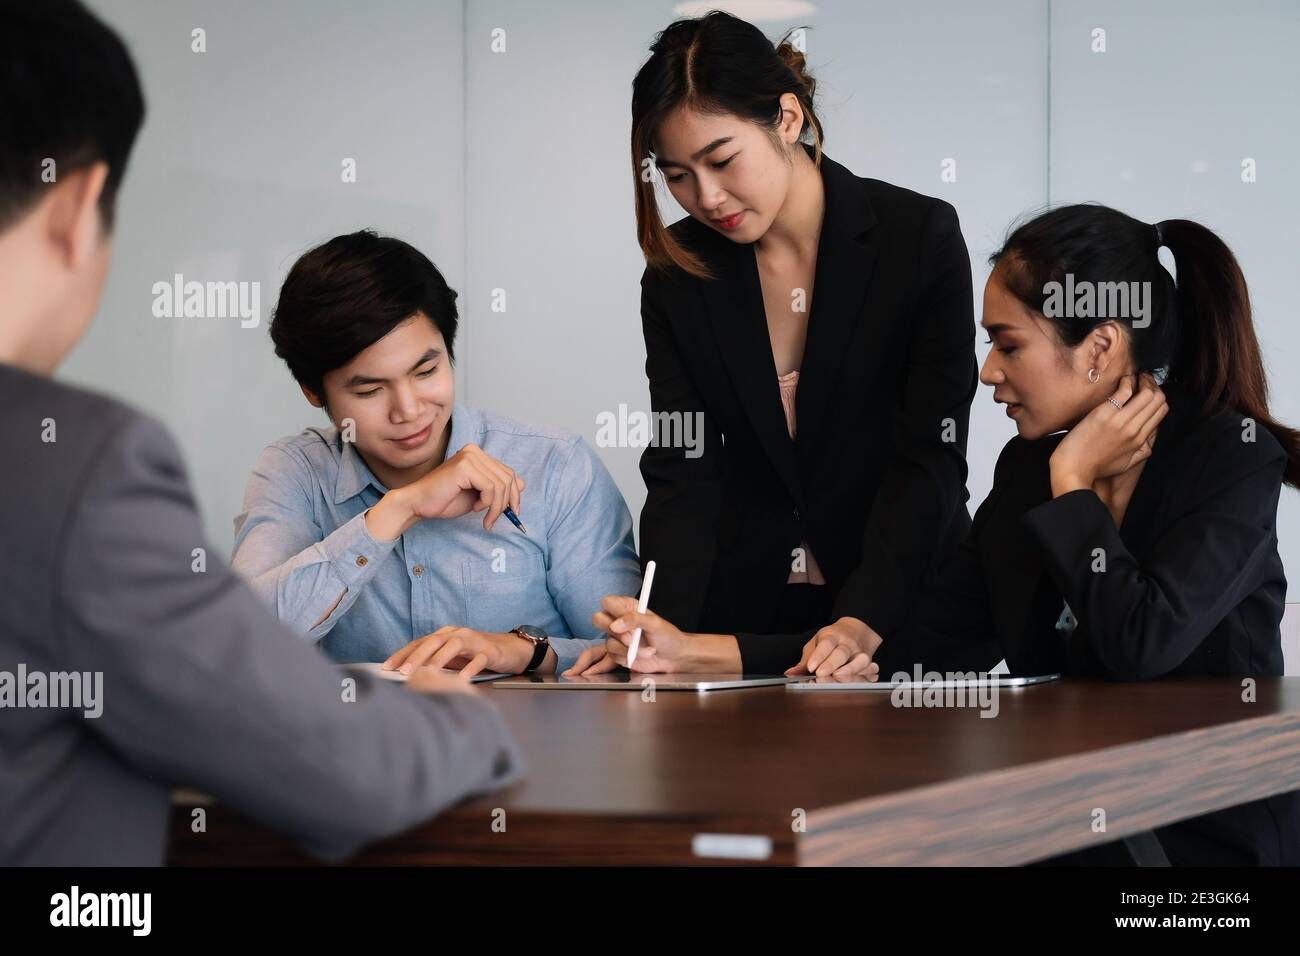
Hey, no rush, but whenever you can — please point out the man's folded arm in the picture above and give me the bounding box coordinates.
[232,444,397,639]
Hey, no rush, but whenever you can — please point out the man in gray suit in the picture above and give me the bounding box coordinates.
[0,0,523,865]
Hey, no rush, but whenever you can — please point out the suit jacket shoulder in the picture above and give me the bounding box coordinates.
[858,175,954,220]
[0,364,168,655]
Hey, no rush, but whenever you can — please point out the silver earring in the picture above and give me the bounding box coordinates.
[1087,368,1100,384]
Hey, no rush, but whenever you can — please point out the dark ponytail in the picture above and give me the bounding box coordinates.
[991,205,1300,487]
[1158,218,1300,486]
[631,12,823,279]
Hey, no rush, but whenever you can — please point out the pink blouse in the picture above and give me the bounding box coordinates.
[778,370,827,586]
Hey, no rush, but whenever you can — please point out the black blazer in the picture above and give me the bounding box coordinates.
[638,148,977,666]
[875,381,1298,865]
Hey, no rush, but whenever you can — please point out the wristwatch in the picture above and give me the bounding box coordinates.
[511,625,551,673]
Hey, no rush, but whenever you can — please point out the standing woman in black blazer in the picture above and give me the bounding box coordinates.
[568,11,977,676]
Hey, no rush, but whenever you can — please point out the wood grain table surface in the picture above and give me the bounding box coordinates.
[168,677,1300,866]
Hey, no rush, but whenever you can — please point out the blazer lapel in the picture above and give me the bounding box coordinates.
[699,149,879,509]
[793,152,879,453]
[701,209,804,508]
[1115,379,1196,548]
[1002,441,1065,661]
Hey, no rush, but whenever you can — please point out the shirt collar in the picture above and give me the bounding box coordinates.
[330,402,481,505]
[442,401,483,460]
[333,431,386,503]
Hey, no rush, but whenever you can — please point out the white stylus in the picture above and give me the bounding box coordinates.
[626,560,656,667]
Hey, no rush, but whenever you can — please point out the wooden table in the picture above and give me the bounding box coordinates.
[168,677,1300,866]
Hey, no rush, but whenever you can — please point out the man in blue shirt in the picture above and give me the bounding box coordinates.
[232,230,639,675]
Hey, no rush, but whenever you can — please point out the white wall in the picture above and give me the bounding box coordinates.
[69,0,466,558]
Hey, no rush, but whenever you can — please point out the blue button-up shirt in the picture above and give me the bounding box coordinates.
[231,403,640,672]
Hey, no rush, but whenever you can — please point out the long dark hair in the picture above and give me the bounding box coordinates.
[990,204,1300,487]
[631,11,822,279]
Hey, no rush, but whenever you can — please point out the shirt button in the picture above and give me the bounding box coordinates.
[412,565,424,576]
[793,507,801,520]
[492,748,513,778]
[355,555,368,567]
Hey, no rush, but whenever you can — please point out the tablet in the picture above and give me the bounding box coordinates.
[492,673,810,692]
[787,673,1061,691]
[339,662,513,684]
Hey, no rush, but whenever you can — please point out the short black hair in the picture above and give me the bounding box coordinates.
[270,230,460,400]
[0,0,146,232]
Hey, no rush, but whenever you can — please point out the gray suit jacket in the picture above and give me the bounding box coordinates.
[0,363,524,865]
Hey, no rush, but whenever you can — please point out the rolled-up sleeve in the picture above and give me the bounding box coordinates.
[543,438,642,672]
[232,445,397,641]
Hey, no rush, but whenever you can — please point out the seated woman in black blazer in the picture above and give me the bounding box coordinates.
[567,11,978,675]
[816,205,1299,689]
[586,203,1300,864]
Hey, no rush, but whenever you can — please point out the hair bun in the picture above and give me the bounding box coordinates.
[775,39,815,98]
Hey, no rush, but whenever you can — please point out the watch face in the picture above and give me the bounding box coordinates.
[514,625,547,641]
